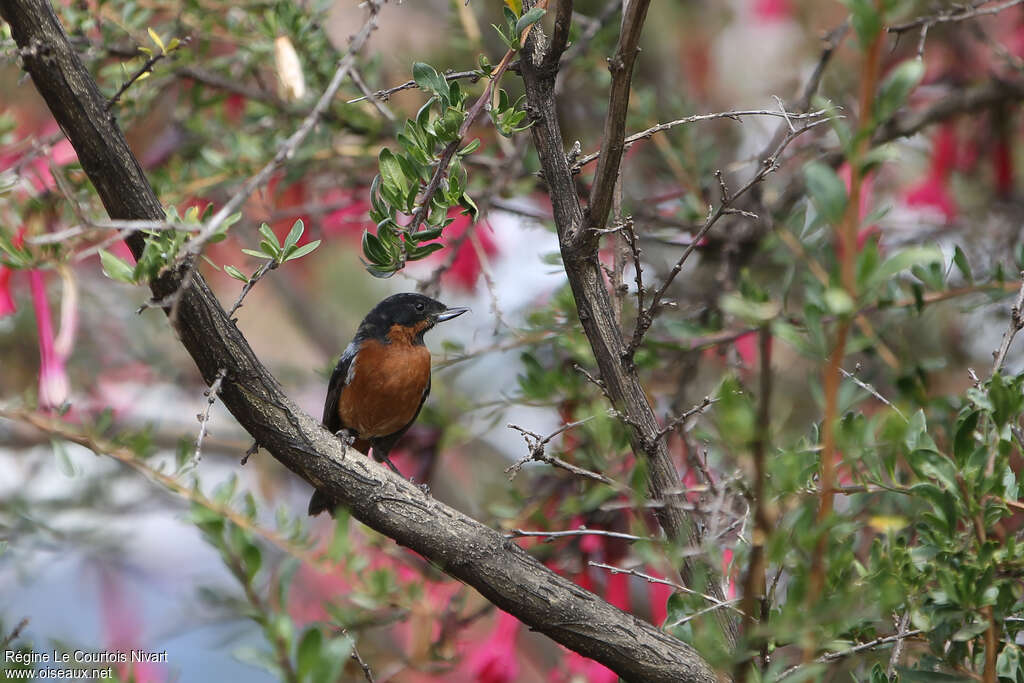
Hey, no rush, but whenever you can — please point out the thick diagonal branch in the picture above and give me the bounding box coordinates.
[1,1,717,680]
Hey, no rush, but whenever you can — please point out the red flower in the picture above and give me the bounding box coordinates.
[465,611,520,683]
[29,270,70,410]
[0,265,15,318]
[904,125,958,222]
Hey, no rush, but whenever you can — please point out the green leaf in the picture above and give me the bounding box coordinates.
[242,543,262,582]
[224,265,249,282]
[823,287,855,316]
[296,627,323,680]
[406,241,445,260]
[874,59,925,123]
[844,0,882,47]
[258,223,280,249]
[515,6,546,37]
[804,161,848,225]
[361,231,389,265]
[457,138,481,157]
[952,245,973,282]
[99,249,136,283]
[864,246,943,292]
[241,249,270,259]
[283,219,304,252]
[284,240,321,261]
[147,26,165,53]
[411,62,450,107]
[378,148,409,205]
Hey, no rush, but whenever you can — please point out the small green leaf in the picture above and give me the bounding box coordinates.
[296,628,323,680]
[515,7,546,38]
[258,223,280,249]
[378,148,409,204]
[283,219,304,252]
[241,248,269,259]
[823,287,855,316]
[284,240,321,261]
[952,245,973,282]
[874,59,925,123]
[803,161,848,225]
[99,249,136,283]
[457,138,481,157]
[147,27,165,53]
[411,62,450,106]
[224,265,249,282]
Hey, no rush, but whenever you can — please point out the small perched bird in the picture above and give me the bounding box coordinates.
[308,293,468,516]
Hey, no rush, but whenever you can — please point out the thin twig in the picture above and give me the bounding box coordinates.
[888,0,1023,33]
[106,51,168,111]
[656,396,716,440]
[840,366,906,421]
[584,0,651,237]
[227,259,278,319]
[345,68,481,104]
[506,527,650,543]
[349,67,396,121]
[990,271,1024,375]
[505,419,626,490]
[887,611,912,677]
[338,628,375,683]
[192,368,227,465]
[589,561,746,615]
[778,629,925,680]
[572,109,829,173]
[0,618,29,650]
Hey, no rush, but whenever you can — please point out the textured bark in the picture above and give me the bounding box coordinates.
[518,7,740,647]
[1,0,720,680]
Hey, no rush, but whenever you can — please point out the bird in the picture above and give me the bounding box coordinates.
[308,292,468,516]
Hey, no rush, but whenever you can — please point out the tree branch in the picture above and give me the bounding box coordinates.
[0,1,717,680]
[519,4,739,648]
[583,0,651,241]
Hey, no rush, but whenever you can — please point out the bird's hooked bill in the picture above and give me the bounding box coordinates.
[436,306,469,322]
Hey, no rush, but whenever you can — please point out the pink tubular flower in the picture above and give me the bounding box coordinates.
[29,270,70,410]
[466,611,520,683]
[0,266,15,317]
[904,124,958,222]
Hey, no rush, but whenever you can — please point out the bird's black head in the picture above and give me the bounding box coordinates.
[359,293,468,345]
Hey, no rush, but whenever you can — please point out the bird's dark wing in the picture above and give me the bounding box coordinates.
[371,375,431,460]
[322,342,358,434]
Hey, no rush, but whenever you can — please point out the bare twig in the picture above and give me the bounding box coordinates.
[778,629,925,680]
[584,0,651,237]
[338,628,375,683]
[345,68,481,104]
[589,561,746,616]
[887,611,912,677]
[349,67,396,121]
[840,366,907,421]
[507,527,650,543]
[192,367,227,465]
[0,618,29,650]
[656,396,716,440]
[572,108,829,173]
[106,50,169,111]
[227,259,278,319]
[505,419,626,490]
[990,271,1024,375]
[889,0,1023,33]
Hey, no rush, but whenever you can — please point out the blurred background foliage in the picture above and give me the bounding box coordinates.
[3,0,1024,681]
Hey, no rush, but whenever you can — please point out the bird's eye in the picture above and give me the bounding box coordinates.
[415,302,425,312]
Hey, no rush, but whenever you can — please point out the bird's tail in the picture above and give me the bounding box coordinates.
[307,489,334,517]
